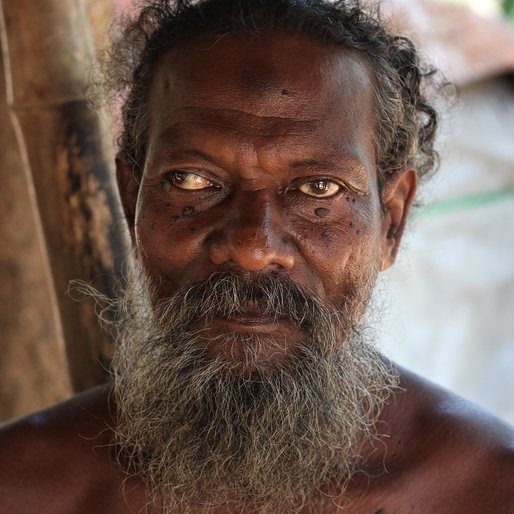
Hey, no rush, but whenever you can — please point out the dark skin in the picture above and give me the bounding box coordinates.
[0,32,513,513]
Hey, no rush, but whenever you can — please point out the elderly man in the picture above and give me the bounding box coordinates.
[0,0,513,512]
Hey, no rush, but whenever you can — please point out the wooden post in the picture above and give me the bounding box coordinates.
[0,50,72,422]
[0,0,128,392]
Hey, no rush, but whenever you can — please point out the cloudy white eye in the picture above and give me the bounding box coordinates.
[299,179,341,198]
[168,171,213,190]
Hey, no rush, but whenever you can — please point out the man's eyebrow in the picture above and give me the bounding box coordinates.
[173,148,216,163]
[151,131,220,165]
[151,127,369,177]
[289,157,368,177]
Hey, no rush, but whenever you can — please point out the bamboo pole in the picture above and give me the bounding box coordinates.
[0,50,71,421]
[0,0,128,392]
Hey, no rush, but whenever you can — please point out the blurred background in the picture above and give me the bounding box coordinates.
[379,0,514,424]
[0,0,512,424]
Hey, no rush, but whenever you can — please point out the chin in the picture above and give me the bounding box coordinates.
[193,323,308,377]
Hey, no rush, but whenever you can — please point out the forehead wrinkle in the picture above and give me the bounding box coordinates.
[167,106,320,125]
[154,122,312,145]
[151,107,322,144]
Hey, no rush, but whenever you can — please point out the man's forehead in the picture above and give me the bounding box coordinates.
[148,31,376,121]
[143,31,379,182]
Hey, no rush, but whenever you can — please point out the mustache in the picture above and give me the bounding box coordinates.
[153,270,339,336]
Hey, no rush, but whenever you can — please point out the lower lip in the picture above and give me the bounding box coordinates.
[215,315,287,333]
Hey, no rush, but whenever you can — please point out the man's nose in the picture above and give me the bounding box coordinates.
[208,190,295,272]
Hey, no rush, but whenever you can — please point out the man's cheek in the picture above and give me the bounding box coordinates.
[288,210,378,296]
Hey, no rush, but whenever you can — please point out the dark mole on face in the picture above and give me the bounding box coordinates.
[281,89,288,95]
[314,207,330,218]
[183,206,197,218]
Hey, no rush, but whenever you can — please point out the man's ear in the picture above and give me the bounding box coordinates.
[379,168,417,271]
[115,154,140,243]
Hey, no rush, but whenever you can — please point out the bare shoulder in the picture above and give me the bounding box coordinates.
[0,384,130,514]
[0,383,113,463]
[391,367,514,512]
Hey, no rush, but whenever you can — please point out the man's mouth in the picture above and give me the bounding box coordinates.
[206,297,288,327]
[226,312,275,325]
[216,311,290,333]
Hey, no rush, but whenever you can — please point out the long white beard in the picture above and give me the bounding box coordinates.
[106,261,398,513]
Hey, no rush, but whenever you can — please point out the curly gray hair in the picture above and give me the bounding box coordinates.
[102,0,440,189]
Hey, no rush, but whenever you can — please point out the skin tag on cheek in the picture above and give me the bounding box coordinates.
[314,208,330,218]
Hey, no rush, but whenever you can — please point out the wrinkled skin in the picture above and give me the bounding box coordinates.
[0,32,513,514]
[118,33,413,368]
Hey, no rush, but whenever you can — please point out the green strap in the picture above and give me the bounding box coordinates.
[415,187,514,218]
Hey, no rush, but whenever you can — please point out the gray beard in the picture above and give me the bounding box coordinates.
[106,262,398,513]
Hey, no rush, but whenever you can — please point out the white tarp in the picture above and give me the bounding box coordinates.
[380,79,514,424]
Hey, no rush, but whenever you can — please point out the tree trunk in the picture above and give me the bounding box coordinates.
[0,0,128,392]
[0,50,71,422]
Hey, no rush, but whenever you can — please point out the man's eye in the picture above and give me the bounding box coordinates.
[168,171,213,190]
[298,180,341,198]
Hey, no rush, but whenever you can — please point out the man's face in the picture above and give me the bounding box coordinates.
[113,32,415,510]
[117,32,412,372]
